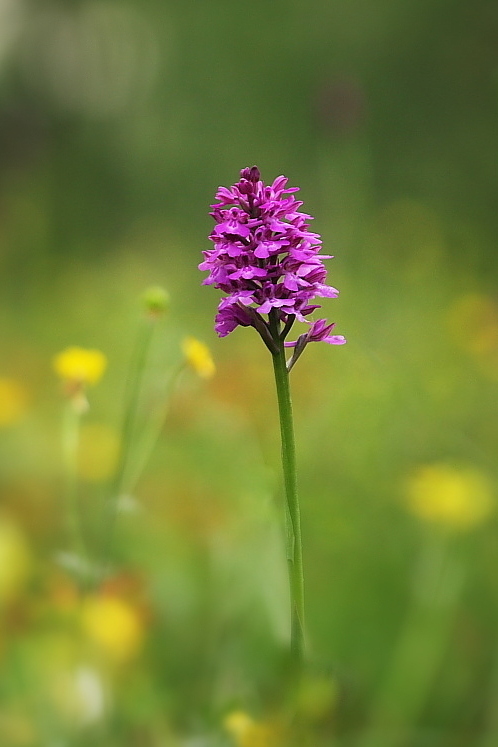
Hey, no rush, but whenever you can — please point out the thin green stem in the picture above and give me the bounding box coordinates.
[100,316,156,578]
[61,401,87,567]
[270,315,305,667]
[124,361,185,495]
[119,317,157,489]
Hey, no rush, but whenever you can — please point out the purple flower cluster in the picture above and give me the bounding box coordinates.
[200,166,345,359]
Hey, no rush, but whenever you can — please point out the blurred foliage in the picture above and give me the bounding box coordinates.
[1,0,498,745]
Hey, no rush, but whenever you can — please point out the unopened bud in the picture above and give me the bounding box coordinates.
[240,166,260,183]
[238,180,253,195]
[142,286,170,317]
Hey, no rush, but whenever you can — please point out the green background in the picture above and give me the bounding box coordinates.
[1,1,498,744]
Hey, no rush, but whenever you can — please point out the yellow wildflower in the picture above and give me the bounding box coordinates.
[224,710,284,747]
[405,464,494,531]
[53,347,107,386]
[82,595,143,662]
[445,294,498,381]
[224,711,254,738]
[446,293,498,356]
[77,423,120,482]
[182,337,215,379]
[0,378,29,427]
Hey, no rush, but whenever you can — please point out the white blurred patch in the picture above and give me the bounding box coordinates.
[73,666,106,725]
[52,665,106,726]
[21,1,163,117]
[117,493,143,514]
[54,550,93,576]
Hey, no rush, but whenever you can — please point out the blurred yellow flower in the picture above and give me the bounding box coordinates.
[445,293,498,381]
[224,710,284,747]
[295,673,338,721]
[77,423,120,482]
[182,336,215,379]
[225,711,253,737]
[405,464,494,531]
[0,516,30,604]
[0,378,29,427]
[446,293,498,356]
[53,347,107,386]
[82,595,143,662]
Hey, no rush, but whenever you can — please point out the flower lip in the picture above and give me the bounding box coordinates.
[284,319,347,347]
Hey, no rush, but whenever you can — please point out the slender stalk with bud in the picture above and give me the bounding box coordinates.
[101,287,169,578]
[53,346,107,585]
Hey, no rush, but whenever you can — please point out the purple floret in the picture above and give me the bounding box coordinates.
[285,319,346,347]
[200,166,345,360]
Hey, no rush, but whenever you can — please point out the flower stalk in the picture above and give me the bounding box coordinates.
[125,337,215,494]
[124,360,183,495]
[101,289,168,579]
[53,345,107,587]
[270,312,305,666]
[101,322,154,579]
[61,399,86,561]
[111,314,156,498]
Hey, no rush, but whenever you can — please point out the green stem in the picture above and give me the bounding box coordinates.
[101,316,156,577]
[119,317,157,489]
[270,318,305,667]
[125,362,185,495]
[61,401,87,567]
